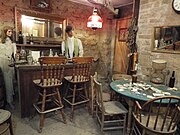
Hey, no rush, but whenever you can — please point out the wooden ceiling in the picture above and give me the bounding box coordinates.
[68,0,133,8]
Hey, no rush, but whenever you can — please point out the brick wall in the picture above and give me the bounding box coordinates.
[137,0,180,87]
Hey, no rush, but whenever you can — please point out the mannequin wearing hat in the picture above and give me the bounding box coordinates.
[61,25,83,59]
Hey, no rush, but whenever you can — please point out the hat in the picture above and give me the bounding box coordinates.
[65,25,73,33]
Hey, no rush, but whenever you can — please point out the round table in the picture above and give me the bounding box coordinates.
[110,80,180,134]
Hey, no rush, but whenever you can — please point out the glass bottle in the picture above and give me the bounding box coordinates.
[27,50,33,65]
[18,30,23,44]
[169,71,175,88]
[30,34,34,44]
[49,49,53,57]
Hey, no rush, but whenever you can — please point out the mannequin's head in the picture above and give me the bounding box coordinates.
[65,25,74,37]
[1,26,13,43]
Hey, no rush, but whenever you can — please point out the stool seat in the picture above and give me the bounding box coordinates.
[0,109,13,135]
[0,109,11,124]
[33,79,62,87]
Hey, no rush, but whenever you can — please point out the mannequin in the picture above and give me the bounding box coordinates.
[0,26,16,109]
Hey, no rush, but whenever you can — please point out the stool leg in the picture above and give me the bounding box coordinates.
[71,84,76,121]
[56,87,66,124]
[39,89,46,133]
[84,83,90,112]
[8,116,13,135]
[64,83,70,98]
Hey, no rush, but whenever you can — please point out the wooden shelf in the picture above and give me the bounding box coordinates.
[16,44,61,48]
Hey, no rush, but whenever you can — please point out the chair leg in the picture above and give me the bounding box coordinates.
[142,129,146,135]
[39,89,46,133]
[8,116,13,135]
[123,114,127,135]
[101,113,104,132]
[91,83,94,116]
[56,88,66,124]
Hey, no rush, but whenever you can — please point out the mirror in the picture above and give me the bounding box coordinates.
[152,25,180,54]
[15,7,67,44]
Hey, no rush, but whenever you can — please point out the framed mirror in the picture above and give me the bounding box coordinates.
[152,25,180,54]
[15,7,67,44]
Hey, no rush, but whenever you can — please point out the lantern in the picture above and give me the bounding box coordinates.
[87,8,103,30]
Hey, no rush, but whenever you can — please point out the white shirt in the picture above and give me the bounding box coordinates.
[61,36,83,58]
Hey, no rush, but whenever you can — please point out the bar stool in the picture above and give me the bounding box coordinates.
[63,57,93,121]
[33,57,67,133]
[0,109,13,135]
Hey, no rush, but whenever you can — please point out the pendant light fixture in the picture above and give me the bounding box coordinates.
[87,8,103,30]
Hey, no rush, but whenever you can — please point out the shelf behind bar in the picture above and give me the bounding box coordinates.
[16,44,61,48]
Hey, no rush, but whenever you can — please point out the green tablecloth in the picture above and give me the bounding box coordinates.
[110,80,180,103]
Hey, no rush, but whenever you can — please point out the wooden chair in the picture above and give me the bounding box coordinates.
[132,96,180,135]
[33,56,67,133]
[111,74,131,101]
[63,60,92,121]
[112,74,131,81]
[0,109,13,135]
[90,72,111,116]
[93,75,128,134]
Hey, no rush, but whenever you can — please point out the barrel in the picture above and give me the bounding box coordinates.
[0,68,5,108]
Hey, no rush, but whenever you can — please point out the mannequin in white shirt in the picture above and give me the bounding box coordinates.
[61,26,83,59]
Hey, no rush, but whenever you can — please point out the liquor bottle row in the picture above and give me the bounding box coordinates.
[18,30,34,44]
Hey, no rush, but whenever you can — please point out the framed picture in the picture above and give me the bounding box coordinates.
[118,28,128,41]
[30,0,51,12]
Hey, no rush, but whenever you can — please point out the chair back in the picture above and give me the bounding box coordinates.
[39,57,67,86]
[72,57,94,64]
[133,96,180,134]
[91,75,105,113]
[71,63,92,82]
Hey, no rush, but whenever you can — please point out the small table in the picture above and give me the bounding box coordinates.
[110,80,180,134]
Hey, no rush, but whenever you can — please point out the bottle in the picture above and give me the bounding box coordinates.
[26,33,30,44]
[49,49,53,57]
[12,29,16,43]
[169,71,175,88]
[18,31,23,44]
[23,33,27,44]
[30,34,33,44]
[27,50,33,65]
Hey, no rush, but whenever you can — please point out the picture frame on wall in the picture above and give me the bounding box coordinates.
[118,28,128,42]
[30,0,51,12]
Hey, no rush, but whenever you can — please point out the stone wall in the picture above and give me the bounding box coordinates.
[0,0,115,78]
[137,0,180,87]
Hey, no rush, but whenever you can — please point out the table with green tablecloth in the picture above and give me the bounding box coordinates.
[110,80,180,134]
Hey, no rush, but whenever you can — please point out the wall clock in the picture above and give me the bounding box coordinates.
[172,0,180,14]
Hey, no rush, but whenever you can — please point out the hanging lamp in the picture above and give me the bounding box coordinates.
[87,8,103,30]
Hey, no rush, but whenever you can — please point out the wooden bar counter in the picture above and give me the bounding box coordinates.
[15,63,75,118]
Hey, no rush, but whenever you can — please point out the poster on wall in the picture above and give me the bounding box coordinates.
[118,28,128,42]
[30,0,51,12]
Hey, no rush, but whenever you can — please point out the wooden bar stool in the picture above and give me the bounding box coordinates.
[33,57,67,133]
[63,57,93,121]
[0,109,13,135]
